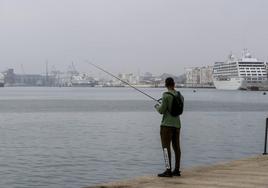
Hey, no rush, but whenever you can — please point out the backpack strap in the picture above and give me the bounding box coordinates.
[164,91,179,98]
[165,91,183,104]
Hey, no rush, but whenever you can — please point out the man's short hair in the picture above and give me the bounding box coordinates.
[165,77,175,87]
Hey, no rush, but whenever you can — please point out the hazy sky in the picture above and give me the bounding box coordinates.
[1,0,268,76]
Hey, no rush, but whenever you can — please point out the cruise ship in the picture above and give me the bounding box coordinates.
[0,73,4,87]
[213,50,267,90]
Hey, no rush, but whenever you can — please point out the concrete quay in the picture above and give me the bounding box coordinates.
[86,155,268,188]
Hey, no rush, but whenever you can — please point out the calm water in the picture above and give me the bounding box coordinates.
[0,87,267,188]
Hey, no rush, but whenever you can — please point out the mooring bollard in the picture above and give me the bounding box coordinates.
[263,118,268,155]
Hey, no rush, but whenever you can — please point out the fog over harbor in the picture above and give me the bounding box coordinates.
[1,1,268,187]
[1,0,268,75]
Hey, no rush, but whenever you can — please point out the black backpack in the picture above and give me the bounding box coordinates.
[165,91,184,116]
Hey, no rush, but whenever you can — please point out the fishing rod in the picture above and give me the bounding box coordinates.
[87,61,161,104]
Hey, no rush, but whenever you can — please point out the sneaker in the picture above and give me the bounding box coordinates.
[157,170,172,177]
[172,169,181,176]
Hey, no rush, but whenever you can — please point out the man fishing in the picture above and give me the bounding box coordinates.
[89,63,183,177]
[154,77,183,177]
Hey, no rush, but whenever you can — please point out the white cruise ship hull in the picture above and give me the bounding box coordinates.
[213,77,246,90]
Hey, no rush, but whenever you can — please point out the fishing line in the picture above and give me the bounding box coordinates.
[87,61,161,103]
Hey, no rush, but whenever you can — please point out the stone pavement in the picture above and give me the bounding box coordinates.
[86,155,268,188]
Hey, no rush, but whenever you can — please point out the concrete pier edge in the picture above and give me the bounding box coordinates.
[85,155,268,188]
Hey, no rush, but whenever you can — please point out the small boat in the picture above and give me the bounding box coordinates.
[70,74,97,87]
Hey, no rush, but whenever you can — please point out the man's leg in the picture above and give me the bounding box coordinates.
[172,128,181,176]
[159,126,173,177]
